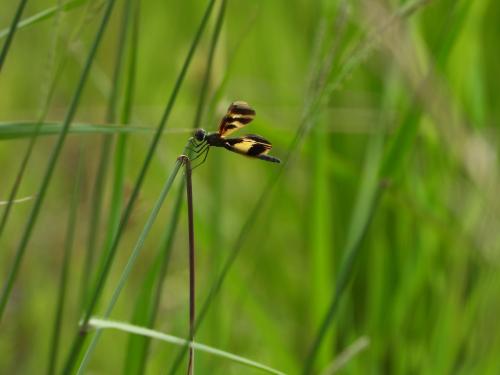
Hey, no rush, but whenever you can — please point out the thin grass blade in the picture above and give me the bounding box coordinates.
[89,318,287,375]
[76,154,186,374]
[124,183,184,375]
[0,0,29,72]
[0,0,87,40]
[47,146,84,375]
[302,129,385,374]
[100,0,140,279]
[0,121,192,140]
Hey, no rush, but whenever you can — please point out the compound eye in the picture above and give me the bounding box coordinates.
[194,129,206,141]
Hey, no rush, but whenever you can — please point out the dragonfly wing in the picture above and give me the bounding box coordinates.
[225,134,273,157]
[218,101,256,137]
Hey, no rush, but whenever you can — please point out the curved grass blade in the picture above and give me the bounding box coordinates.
[0,0,86,40]
[124,182,184,375]
[0,122,160,140]
[59,1,218,372]
[76,153,186,374]
[0,196,33,206]
[0,0,29,72]
[89,318,287,375]
[318,336,370,375]
[0,0,118,320]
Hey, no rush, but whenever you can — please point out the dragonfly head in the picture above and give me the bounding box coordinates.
[194,128,207,142]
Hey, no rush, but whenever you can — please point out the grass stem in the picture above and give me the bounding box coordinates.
[76,150,188,374]
[181,156,195,375]
[0,0,29,72]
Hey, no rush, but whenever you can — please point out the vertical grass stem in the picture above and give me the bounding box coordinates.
[180,155,196,375]
[0,0,29,72]
[76,149,189,374]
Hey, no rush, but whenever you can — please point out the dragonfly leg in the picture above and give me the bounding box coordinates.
[186,140,207,154]
[191,147,210,170]
[190,144,210,161]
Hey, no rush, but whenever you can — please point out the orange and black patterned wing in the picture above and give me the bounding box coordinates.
[218,101,256,137]
[225,134,280,163]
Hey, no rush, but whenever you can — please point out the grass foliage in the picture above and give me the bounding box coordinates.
[1,0,500,374]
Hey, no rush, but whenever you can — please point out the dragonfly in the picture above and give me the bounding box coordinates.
[190,101,280,167]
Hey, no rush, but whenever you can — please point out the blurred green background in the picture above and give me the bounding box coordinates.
[1,0,499,374]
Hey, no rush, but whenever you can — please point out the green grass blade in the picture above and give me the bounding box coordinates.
[123,0,178,363]
[0,0,117,320]
[101,0,140,275]
[193,0,226,130]
[318,337,370,375]
[76,156,185,374]
[0,0,86,40]
[89,318,287,375]
[309,118,333,368]
[0,196,33,206]
[59,1,217,372]
[302,132,385,374]
[184,157,195,375]
[80,133,111,308]
[380,0,468,180]
[46,146,84,375]
[0,122,161,140]
[124,260,164,375]
[124,182,184,375]
[195,0,227,363]
[0,0,29,72]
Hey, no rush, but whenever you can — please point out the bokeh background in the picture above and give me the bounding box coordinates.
[1,0,499,374]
